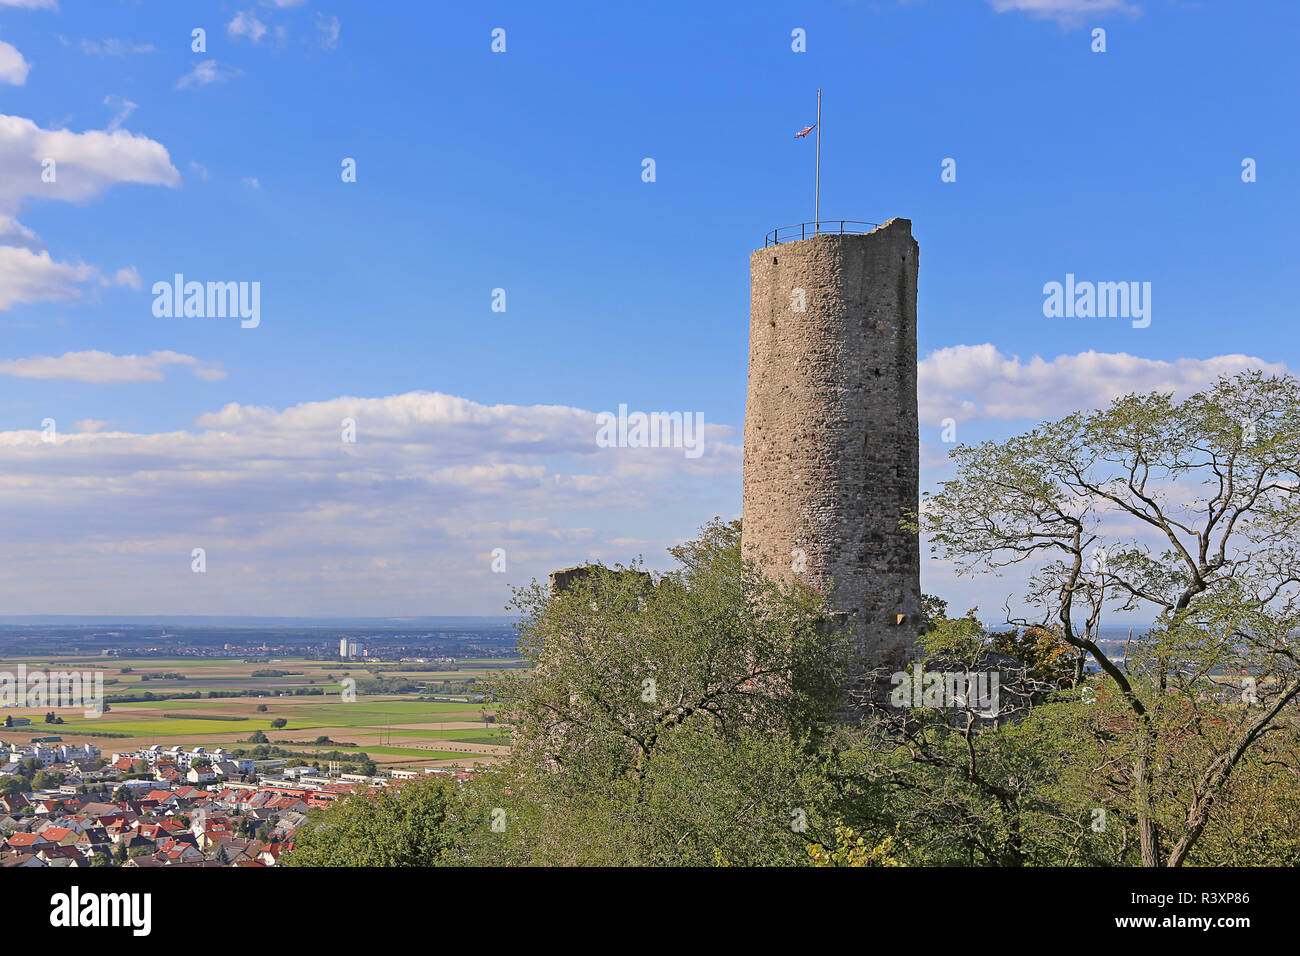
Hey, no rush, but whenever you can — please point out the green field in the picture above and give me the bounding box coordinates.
[0,654,521,769]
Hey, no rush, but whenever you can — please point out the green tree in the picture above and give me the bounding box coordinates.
[284,775,476,866]
[32,770,65,790]
[477,519,849,865]
[283,519,851,867]
[807,826,905,867]
[496,519,845,782]
[917,371,1300,866]
[834,604,1091,866]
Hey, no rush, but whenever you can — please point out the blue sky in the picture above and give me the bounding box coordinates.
[0,0,1295,617]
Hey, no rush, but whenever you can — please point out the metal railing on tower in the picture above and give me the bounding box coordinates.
[764,220,881,247]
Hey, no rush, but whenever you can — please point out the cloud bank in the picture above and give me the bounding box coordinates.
[0,392,739,615]
[918,344,1286,426]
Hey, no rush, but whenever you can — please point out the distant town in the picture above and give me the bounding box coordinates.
[1,737,482,868]
[0,621,520,867]
[0,621,519,660]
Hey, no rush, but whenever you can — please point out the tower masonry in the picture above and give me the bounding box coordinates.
[743,218,923,686]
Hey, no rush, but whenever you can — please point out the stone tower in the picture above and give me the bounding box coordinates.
[742,218,923,687]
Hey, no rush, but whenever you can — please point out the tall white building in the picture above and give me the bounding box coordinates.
[339,637,349,659]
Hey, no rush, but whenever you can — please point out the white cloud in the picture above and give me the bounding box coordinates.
[175,60,243,90]
[987,0,1140,27]
[0,246,145,309]
[0,391,738,614]
[0,350,226,384]
[103,94,137,131]
[918,344,1287,426]
[228,11,269,43]
[189,160,209,181]
[0,40,31,85]
[0,214,40,249]
[79,38,154,56]
[241,176,262,190]
[0,113,181,205]
[0,0,57,9]
[919,441,954,470]
[0,116,174,311]
[113,265,142,290]
[315,13,340,50]
[0,246,98,309]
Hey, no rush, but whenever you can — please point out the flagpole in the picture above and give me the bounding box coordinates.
[814,88,821,233]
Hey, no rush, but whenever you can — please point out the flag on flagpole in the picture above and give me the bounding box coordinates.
[796,124,816,138]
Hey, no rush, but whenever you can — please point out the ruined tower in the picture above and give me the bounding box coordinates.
[742,219,923,687]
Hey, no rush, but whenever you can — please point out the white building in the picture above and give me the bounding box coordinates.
[109,744,239,772]
[187,766,217,784]
[0,742,94,767]
[56,743,99,763]
[5,744,55,767]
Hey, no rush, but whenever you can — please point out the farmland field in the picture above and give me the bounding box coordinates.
[0,654,519,769]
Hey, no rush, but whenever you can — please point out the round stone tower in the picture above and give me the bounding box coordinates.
[743,218,923,687]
